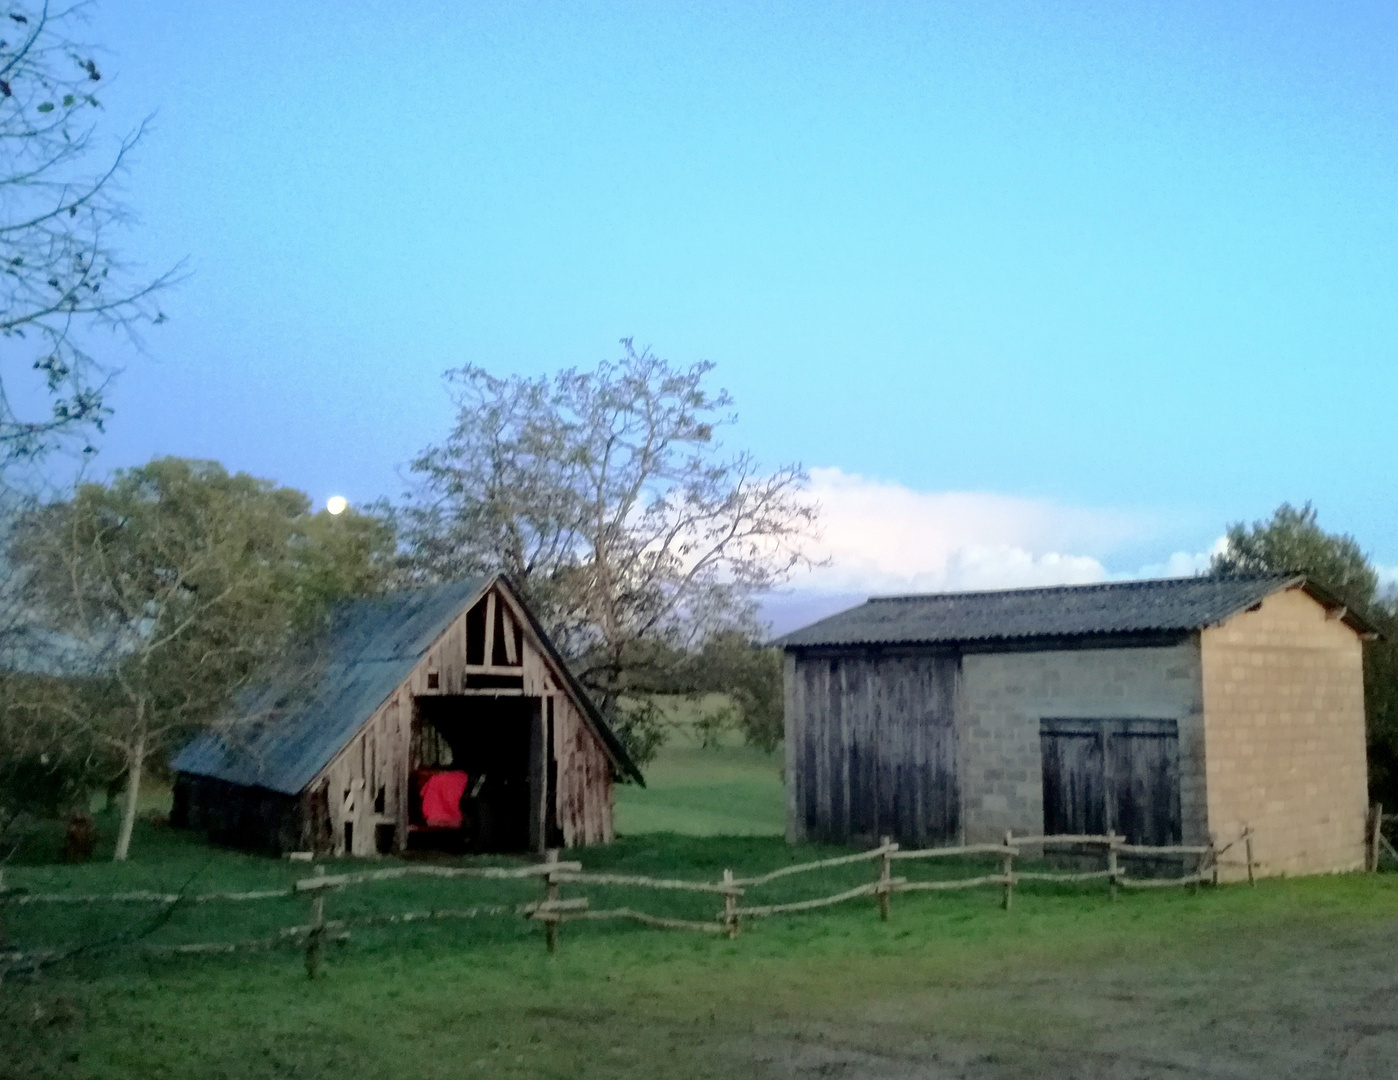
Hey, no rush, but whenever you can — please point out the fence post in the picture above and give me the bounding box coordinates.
[1106,830,1119,902]
[304,864,326,980]
[1244,827,1255,885]
[722,869,739,939]
[1001,830,1014,911]
[1368,804,1384,873]
[876,837,892,922]
[543,848,560,954]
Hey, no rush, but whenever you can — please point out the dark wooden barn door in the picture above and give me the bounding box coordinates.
[1107,721,1181,846]
[1040,720,1106,836]
[797,652,959,847]
[1040,718,1180,845]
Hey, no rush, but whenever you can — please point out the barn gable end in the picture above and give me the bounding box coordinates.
[1201,585,1369,878]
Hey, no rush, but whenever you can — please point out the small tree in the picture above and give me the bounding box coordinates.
[9,458,392,859]
[0,3,177,469]
[1211,502,1378,610]
[686,632,784,753]
[400,341,817,760]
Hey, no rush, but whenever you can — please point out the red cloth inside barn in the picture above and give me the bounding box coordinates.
[419,770,469,827]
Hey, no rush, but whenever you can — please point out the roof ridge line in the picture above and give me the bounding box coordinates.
[866,571,1294,604]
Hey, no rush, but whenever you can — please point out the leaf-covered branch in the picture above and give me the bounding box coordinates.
[0,2,179,468]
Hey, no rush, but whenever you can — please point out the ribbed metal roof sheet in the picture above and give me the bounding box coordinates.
[171,580,487,795]
[774,573,1348,649]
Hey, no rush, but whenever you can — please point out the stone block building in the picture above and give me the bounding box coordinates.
[777,574,1374,879]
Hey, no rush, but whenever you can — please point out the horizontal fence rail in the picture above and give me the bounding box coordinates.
[0,827,1265,976]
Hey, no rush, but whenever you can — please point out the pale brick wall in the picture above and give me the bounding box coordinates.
[958,643,1206,844]
[1200,587,1368,880]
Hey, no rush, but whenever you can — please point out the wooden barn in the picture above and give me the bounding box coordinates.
[171,576,641,856]
[777,574,1376,879]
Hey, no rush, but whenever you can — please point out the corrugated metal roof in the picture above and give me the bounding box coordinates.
[171,580,488,795]
[774,573,1350,649]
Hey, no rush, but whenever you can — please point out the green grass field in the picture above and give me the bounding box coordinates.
[3,731,1397,1079]
[614,704,784,836]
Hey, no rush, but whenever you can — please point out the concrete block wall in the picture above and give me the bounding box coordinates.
[958,642,1206,844]
[1200,587,1368,880]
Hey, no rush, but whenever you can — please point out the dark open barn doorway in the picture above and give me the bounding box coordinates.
[411,695,549,853]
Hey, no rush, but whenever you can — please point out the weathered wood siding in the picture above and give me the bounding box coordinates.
[301,690,411,857]
[172,774,303,854]
[1040,717,1181,845]
[786,649,960,847]
[305,581,615,856]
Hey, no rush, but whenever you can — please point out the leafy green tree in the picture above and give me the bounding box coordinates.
[597,634,784,765]
[1212,501,1398,806]
[399,341,817,762]
[1367,599,1398,809]
[1211,502,1378,609]
[8,458,392,859]
[684,632,784,753]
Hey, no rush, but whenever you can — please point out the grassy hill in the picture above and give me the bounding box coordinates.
[614,699,784,837]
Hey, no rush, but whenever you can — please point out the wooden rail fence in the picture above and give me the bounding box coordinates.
[1368,803,1397,871]
[0,828,1273,974]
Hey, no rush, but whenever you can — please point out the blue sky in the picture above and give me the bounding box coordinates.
[48,1,1398,603]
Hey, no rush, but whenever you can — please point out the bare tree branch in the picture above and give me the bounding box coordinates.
[398,341,821,761]
[0,2,180,470]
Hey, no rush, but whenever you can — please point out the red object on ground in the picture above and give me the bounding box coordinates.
[420,770,469,827]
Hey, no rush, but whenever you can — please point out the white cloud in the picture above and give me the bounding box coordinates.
[793,467,1146,594]
[760,468,1223,634]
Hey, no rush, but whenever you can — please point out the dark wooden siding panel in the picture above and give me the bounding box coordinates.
[792,651,960,847]
[1109,726,1181,846]
[827,659,848,839]
[172,774,303,854]
[1040,723,1106,836]
[920,656,960,846]
[848,659,877,839]
[873,659,900,842]
[800,659,824,838]
[784,652,802,842]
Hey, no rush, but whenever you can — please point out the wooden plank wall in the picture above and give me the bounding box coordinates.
[303,582,616,855]
[302,692,408,857]
[788,649,960,847]
[553,691,615,846]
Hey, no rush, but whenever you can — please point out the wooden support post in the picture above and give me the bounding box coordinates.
[877,837,892,922]
[1106,830,1119,902]
[1368,804,1384,873]
[484,591,497,666]
[304,865,326,979]
[723,869,739,939]
[1001,830,1014,912]
[1244,827,1255,886]
[543,848,560,954]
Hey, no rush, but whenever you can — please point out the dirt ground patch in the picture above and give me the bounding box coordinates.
[728,914,1398,1080]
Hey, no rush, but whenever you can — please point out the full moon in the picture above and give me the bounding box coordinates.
[326,496,348,516]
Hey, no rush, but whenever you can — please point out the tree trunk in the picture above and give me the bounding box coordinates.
[113,727,146,862]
